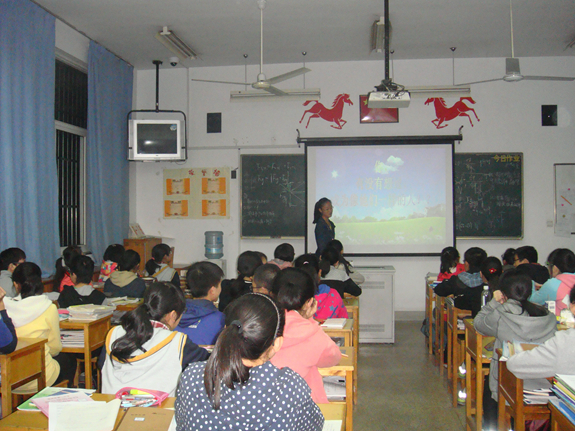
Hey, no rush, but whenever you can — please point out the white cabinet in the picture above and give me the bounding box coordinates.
[356,266,395,343]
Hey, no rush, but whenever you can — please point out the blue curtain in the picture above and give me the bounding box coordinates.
[87,42,133,263]
[0,0,58,275]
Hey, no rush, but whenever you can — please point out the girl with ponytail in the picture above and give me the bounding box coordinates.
[473,268,557,429]
[530,248,575,315]
[218,251,262,312]
[144,243,179,286]
[5,262,77,392]
[101,282,209,396]
[176,293,324,431]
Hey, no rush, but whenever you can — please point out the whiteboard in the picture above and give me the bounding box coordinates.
[554,164,575,236]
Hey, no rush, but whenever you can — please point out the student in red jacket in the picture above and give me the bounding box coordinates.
[270,268,341,403]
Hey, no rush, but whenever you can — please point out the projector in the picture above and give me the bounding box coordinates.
[367,91,411,108]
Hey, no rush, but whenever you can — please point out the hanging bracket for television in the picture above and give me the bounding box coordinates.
[127,60,188,161]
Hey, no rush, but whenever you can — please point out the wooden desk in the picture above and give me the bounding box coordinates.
[434,296,446,371]
[0,394,345,431]
[343,298,359,350]
[60,315,112,389]
[322,319,353,348]
[445,298,471,407]
[1,338,47,417]
[550,398,575,431]
[113,300,143,312]
[319,347,354,431]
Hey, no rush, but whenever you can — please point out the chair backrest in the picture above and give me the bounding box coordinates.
[465,320,483,360]
[0,338,47,417]
[498,358,522,409]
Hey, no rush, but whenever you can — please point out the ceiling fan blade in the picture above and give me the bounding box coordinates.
[266,67,311,85]
[523,76,575,81]
[192,78,249,85]
[456,78,504,85]
[263,85,288,96]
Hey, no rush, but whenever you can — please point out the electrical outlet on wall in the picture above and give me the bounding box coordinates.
[547,220,554,228]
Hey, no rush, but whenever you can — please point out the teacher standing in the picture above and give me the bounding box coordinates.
[313,197,335,256]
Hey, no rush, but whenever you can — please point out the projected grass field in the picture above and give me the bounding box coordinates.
[335,217,446,245]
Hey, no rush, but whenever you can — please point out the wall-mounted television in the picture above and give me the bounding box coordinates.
[128,119,186,162]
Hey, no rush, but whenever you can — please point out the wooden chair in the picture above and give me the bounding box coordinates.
[0,338,47,418]
[464,320,492,431]
[74,357,101,391]
[446,298,471,407]
[434,296,446,372]
[498,358,550,431]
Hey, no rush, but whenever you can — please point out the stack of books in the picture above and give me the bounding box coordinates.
[320,318,347,329]
[552,374,575,416]
[61,330,85,348]
[68,304,115,321]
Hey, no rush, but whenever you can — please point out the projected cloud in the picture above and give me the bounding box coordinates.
[374,156,404,175]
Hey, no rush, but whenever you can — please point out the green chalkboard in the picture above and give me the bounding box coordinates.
[454,153,523,238]
[241,155,305,238]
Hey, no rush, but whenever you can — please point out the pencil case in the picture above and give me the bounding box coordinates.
[115,387,169,408]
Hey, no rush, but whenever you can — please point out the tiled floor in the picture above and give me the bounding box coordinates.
[354,320,466,431]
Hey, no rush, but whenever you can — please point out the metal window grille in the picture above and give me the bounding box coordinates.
[55,59,87,247]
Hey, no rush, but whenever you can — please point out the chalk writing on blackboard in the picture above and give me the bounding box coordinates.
[454,153,523,238]
[241,155,305,237]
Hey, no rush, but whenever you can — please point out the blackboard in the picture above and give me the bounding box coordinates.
[454,153,523,238]
[241,155,305,237]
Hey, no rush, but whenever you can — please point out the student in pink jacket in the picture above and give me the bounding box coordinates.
[270,268,341,404]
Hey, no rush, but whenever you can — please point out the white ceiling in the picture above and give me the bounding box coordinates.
[34,0,575,70]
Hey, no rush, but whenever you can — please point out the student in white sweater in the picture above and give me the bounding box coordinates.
[507,285,575,378]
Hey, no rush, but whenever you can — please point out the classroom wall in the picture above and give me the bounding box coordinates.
[131,55,575,318]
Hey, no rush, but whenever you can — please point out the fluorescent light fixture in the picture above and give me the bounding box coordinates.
[230,88,321,100]
[371,17,387,53]
[407,86,471,97]
[155,26,197,60]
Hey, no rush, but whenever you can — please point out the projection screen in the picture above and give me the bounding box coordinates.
[306,139,455,256]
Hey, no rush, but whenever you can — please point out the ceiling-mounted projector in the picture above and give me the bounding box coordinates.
[367,91,411,108]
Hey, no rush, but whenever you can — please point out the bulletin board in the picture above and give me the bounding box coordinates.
[163,167,230,219]
[554,163,575,236]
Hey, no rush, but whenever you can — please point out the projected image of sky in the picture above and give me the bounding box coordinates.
[315,145,447,221]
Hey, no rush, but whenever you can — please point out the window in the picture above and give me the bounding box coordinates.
[55,59,87,247]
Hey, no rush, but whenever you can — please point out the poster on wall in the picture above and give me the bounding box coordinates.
[163,167,230,219]
[555,164,575,237]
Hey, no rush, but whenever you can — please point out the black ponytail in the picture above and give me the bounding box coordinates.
[499,269,548,317]
[110,282,185,363]
[204,294,284,410]
[440,246,460,274]
[481,256,503,293]
[53,245,81,292]
[145,244,171,276]
[12,262,43,299]
[229,251,262,302]
[327,240,352,275]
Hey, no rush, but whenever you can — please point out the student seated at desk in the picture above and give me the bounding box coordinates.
[474,269,556,428]
[270,268,341,404]
[327,239,365,285]
[507,286,575,378]
[529,248,575,315]
[58,255,106,308]
[176,261,225,345]
[218,251,262,312]
[252,263,281,296]
[5,263,76,391]
[268,243,295,270]
[0,247,26,297]
[176,293,324,431]
[513,245,550,286]
[434,247,487,317]
[319,246,362,298]
[437,246,465,282]
[0,286,17,353]
[143,243,180,286]
[104,250,146,298]
[98,243,124,283]
[101,282,209,396]
[53,245,82,293]
[294,254,348,320]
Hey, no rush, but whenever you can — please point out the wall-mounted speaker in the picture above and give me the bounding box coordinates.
[542,105,557,126]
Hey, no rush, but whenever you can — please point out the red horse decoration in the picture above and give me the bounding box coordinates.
[425,97,480,129]
[300,93,353,129]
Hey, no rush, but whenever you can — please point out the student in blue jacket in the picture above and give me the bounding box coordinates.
[0,286,17,353]
[177,262,225,345]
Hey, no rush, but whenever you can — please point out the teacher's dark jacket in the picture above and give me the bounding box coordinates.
[314,218,335,256]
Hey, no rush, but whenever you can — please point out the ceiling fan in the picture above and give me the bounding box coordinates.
[458,0,575,85]
[192,0,315,97]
